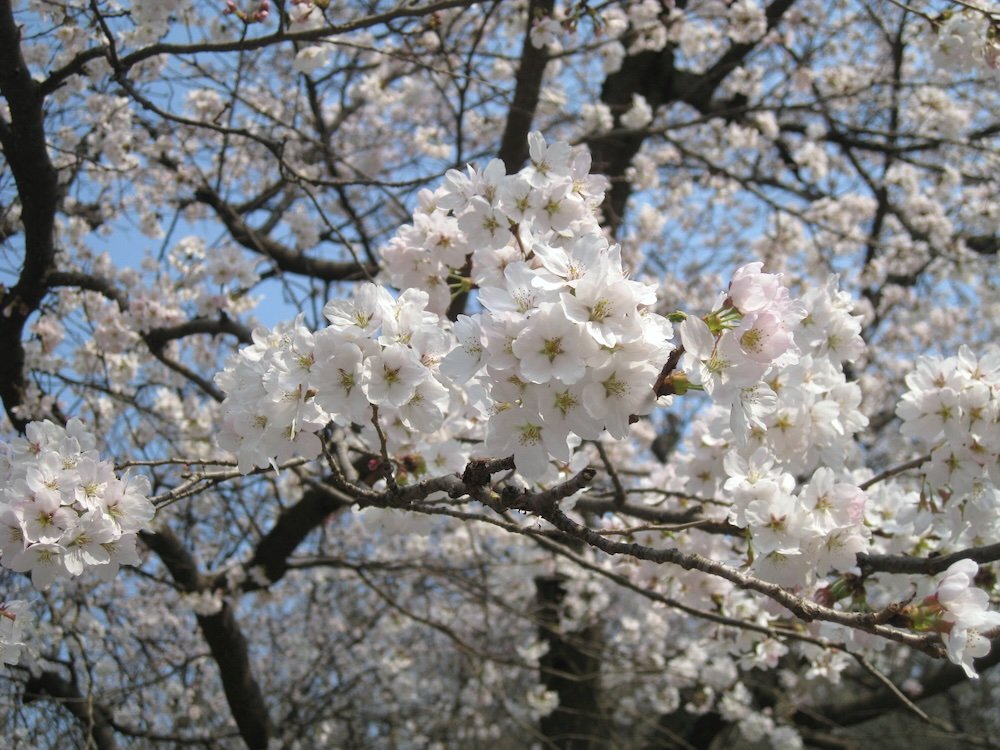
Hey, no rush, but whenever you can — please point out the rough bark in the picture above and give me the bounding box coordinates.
[0,0,62,429]
[535,574,609,749]
[142,528,273,749]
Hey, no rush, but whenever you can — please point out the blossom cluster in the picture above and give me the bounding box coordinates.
[215,286,456,474]
[895,345,1000,540]
[210,132,992,689]
[0,420,153,666]
[724,453,869,587]
[927,4,1000,76]
[918,559,1000,678]
[678,261,805,411]
[388,132,675,480]
[217,134,678,482]
[216,133,876,496]
[677,271,871,587]
[380,133,607,316]
[0,419,153,591]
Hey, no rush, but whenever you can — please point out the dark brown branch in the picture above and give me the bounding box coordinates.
[233,478,351,590]
[588,0,797,235]
[572,496,739,535]
[496,0,555,172]
[965,234,999,256]
[143,317,253,349]
[674,0,798,112]
[141,529,273,750]
[535,574,609,749]
[47,270,129,308]
[193,186,374,281]
[0,0,62,430]
[859,542,1000,577]
[302,78,379,267]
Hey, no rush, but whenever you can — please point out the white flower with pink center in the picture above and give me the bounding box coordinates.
[735,311,797,364]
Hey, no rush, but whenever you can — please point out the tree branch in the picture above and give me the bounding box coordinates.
[231,478,351,590]
[588,0,798,234]
[859,542,1000,576]
[193,186,374,281]
[794,637,1000,730]
[496,0,555,172]
[141,528,273,749]
[0,0,62,429]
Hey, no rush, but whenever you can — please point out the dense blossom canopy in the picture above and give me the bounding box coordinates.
[0,0,999,748]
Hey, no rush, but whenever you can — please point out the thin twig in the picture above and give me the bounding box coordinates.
[593,439,627,507]
[859,454,930,491]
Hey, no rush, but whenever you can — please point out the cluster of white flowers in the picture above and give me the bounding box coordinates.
[927,4,1000,76]
[724,453,869,587]
[217,134,877,494]
[529,9,565,50]
[293,44,333,75]
[429,134,674,480]
[216,285,456,474]
[126,0,191,45]
[726,0,768,44]
[0,420,154,665]
[215,317,334,473]
[767,275,869,472]
[895,345,1000,539]
[676,270,871,586]
[0,419,153,591]
[921,559,1000,678]
[679,262,805,406]
[218,134,679,482]
[211,136,993,681]
[620,94,654,130]
[382,134,607,315]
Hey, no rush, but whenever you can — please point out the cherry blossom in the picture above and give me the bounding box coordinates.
[922,560,1000,677]
[2,1,1000,746]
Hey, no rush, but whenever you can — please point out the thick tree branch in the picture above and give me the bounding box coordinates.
[588,0,798,234]
[142,316,253,348]
[535,574,609,749]
[859,542,1000,577]
[496,0,555,171]
[233,478,351,590]
[965,234,999,256]
[141,528,273,750]
[0,0,62,430]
